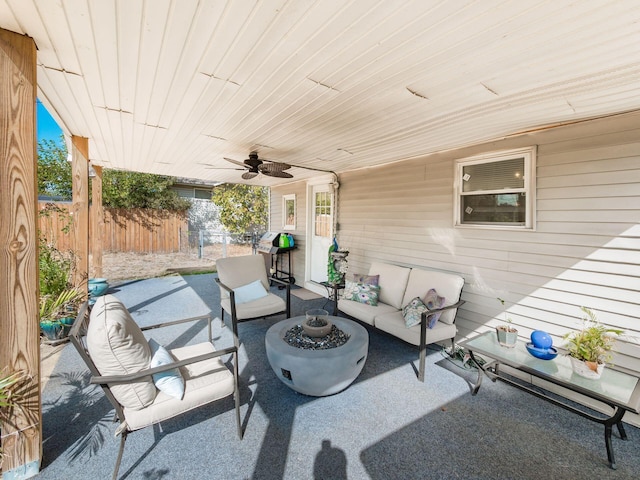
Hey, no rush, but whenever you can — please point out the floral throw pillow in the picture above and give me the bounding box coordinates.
[402,297,428,328]
[343,280,381,306]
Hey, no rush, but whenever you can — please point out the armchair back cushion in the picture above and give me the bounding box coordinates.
[216,255,270,299]
[86,295,156,410]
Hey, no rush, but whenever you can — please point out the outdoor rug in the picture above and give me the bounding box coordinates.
[290,287,323,301]
[33,273,640,480]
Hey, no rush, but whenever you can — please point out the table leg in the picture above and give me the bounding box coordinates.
[604,408,626,469]
[331,286,338,316]
[469,351,483,395]
[605,423,616,469]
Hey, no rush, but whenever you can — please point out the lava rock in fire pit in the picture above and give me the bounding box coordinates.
[283,324,350,350]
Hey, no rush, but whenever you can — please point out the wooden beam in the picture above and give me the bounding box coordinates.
[91,165,103,278]
[0,28,42,477]
[71,136,89,289]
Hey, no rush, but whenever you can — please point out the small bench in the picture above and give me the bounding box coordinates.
[338,261,465,381]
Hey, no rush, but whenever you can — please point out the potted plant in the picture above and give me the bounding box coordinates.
[0,369,31,467]
[564,307,623,379]
[496,297,518,347]
[39,287,84,341]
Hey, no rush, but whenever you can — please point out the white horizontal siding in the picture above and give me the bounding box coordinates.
[270,183,308,286]
[271,112,640,425]
[335,112,640,379]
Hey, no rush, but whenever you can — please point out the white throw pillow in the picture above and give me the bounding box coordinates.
[233,279,269,304]
[149,338,185,400]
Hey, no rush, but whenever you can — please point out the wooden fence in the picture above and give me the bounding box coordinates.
[38,202,187,253]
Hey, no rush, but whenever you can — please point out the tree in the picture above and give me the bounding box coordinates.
[211,184,268,233]
[37,136,72,199]
[36,137,190,212]
[101,170,191,211]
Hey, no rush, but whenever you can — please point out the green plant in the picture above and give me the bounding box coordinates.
[38,203,77,298]
[496,297,516,332]
[564,307,623,365]
[39,287,83,322]
[0,369,31,465]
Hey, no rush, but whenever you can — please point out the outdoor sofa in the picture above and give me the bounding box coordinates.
[338,261,465,381]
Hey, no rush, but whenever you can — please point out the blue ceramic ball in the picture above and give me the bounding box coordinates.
[531,330,553,350]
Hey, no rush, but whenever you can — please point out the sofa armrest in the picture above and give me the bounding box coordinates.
[416,299,465,382]
[421,299,466,321]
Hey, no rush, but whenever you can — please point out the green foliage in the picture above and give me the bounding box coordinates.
[39,287,84,322]
[564,307,623,364]
[39,205,76,298]
[496,297,515,331]
[0,369,31,464]
[211,184,268,233]
[37,135,72,199]
[102,170,191,211]
[36,137,190,211]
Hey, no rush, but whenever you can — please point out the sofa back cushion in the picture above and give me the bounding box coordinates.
[87,295,156,410]
[368,262,411,309]
[402,268,464,324]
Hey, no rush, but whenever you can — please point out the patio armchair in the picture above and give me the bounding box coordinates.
[215,254,291,338]
[69,295,242,480]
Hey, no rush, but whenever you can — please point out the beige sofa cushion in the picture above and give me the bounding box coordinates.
[374,310,457,347]
[337,298,398,326]
[368,262,411,309]
[87,295,156,410]
[402,268,464,325]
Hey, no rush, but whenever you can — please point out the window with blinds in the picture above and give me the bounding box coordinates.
[455,147,536,229]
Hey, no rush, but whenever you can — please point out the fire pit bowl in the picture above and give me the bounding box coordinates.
[303,309,332,337]
[265,316,369,396]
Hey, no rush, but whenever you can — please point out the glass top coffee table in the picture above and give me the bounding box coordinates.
[459,331,640,469]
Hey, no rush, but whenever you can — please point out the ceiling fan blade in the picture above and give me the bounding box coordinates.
[259,162,291,172]
[224,157,248,168]
[242,171,258,180]
[261,170,293,178]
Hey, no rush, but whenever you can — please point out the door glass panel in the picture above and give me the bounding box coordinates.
[314,192,331,237]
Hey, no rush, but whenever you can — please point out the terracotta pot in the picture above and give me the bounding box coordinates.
[570,356,604,379]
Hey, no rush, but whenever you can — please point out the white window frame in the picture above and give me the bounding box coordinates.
[282,194,296,230]
[454,146,536,230]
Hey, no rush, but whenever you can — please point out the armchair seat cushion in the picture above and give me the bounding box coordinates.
[123,342,235,432]
[221,293,286,321]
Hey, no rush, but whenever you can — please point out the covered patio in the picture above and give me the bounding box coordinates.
[2,1,640,477]
[36,273,640,479]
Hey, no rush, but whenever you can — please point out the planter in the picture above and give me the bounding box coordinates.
[496,326,518,348]
[569,356,605,379]
[88,278,109,297]
[40,321,64,341]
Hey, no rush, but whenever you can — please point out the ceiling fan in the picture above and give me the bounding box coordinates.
[217,152,293,180]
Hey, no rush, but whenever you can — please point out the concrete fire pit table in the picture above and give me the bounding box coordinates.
[265,316,369,396]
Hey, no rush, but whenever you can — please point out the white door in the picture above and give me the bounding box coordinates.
[307,183,334,287]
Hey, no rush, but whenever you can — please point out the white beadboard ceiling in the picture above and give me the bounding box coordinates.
[2,0,640,186]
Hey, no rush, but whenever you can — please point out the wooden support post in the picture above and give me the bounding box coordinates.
[0,28,42,478]
[91,165,103,278]
[71,136,89,289]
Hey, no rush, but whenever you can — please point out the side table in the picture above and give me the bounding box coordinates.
[320,281,345,315]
